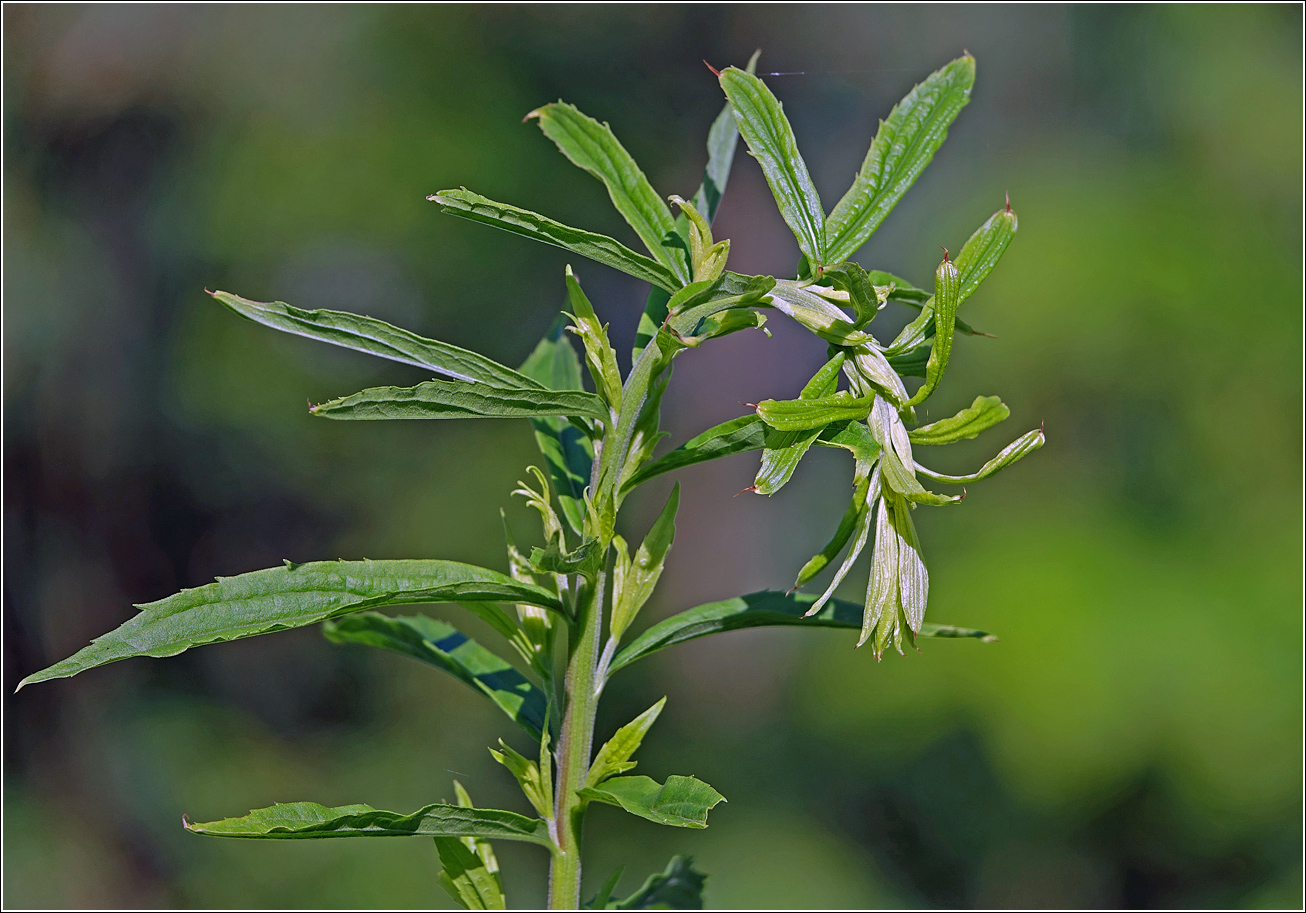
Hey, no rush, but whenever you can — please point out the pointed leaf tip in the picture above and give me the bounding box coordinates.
[704,60,721,77]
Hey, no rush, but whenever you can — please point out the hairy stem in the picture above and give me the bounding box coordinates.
[547,571,605,909]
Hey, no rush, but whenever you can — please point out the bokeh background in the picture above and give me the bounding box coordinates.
[3,4,1301,909]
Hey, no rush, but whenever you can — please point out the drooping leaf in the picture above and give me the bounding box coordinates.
[906,256,960,406]
[309,379,608,422]
[909,395,1009,445]
[718,67,827,266]
[794,461,875,587]
[916,427,1045,484]
[608,590,994,673]
[610,856,707,910]
[519,315,594,536]
[19,560,562,688]
[586,697,666,788]
[209,292,540,389]
[529,103,689,282]
[756,391,873,432]
[765,280,872,346]
[824,54,975,263]
[621,415,767,493]
[859,490,928,657]
[184,801,553,847]
[323,612,548,741]
[753,352,844,495]
[435,782,507,911]
[430,189,680,292]
[578,775,725,829]
[610,486,679,639]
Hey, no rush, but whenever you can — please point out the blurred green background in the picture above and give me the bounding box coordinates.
[3,4,1301,909]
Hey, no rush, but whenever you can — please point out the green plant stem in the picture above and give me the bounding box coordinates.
[547,571,605,910]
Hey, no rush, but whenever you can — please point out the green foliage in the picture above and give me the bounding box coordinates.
[183,802,554,846]
[23,50,1037,911]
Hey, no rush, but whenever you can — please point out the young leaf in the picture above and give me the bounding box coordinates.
[909,395,1009,445]
[916,427,1045,484]
[578,775,725,829]
[529,103,689,282]
[519,316,594,536]
[19,560,563,688]
[621,415,767,493]
[756,391,873,432]
[610,485,679,639]
[610,856,707,911]
[824,54,976,262]
[586,866,626,911]
[752,352,844,496]
[430,189,680,292]
[323,612,548,741]
[564,266,623,414]
[184,801,554,846]
[529,537,602,579]
[489,737,553,821]
[586,697,667,788]
[309,379,608,422]
[954,205,1018,303]
[821,263,882,327]
[435,835,507,911]
[436,783,507,913]
[608,590,994,674]
[718,67,827,266]
[210,292,540,389]
[906,256,960,406]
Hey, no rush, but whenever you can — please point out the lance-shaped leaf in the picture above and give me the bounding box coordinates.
[757,391,873,432]
[916,427,1045,484]
[954,205,1018,303]
[718,67,827,266]
[909,395,1009,445]
[20,560,563,688]
[309,379,608,422]
[610,486,678,639]
[529,103,688,282]
[323,612,548,741]
[824,54,975,263]
[207,291,538,389]
[578,775,724,829]
[430,189,680,292]
[435,782,507,911]
[436,835,506,911]
[564,266,623,414]
[184,801,553,847]
[906,256,960,406]
[610,856,707,911]
[609,589,993,673]
[587,867,626,911]
[586,697,666,788]
[621,415,767,493]
[519,316,593,536]
[753,352,844,495]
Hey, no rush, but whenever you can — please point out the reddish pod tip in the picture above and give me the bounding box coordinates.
[704,60,722,77]
[734,485,757,498]
[1005,189,1012,213]
[940,245,950,262]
